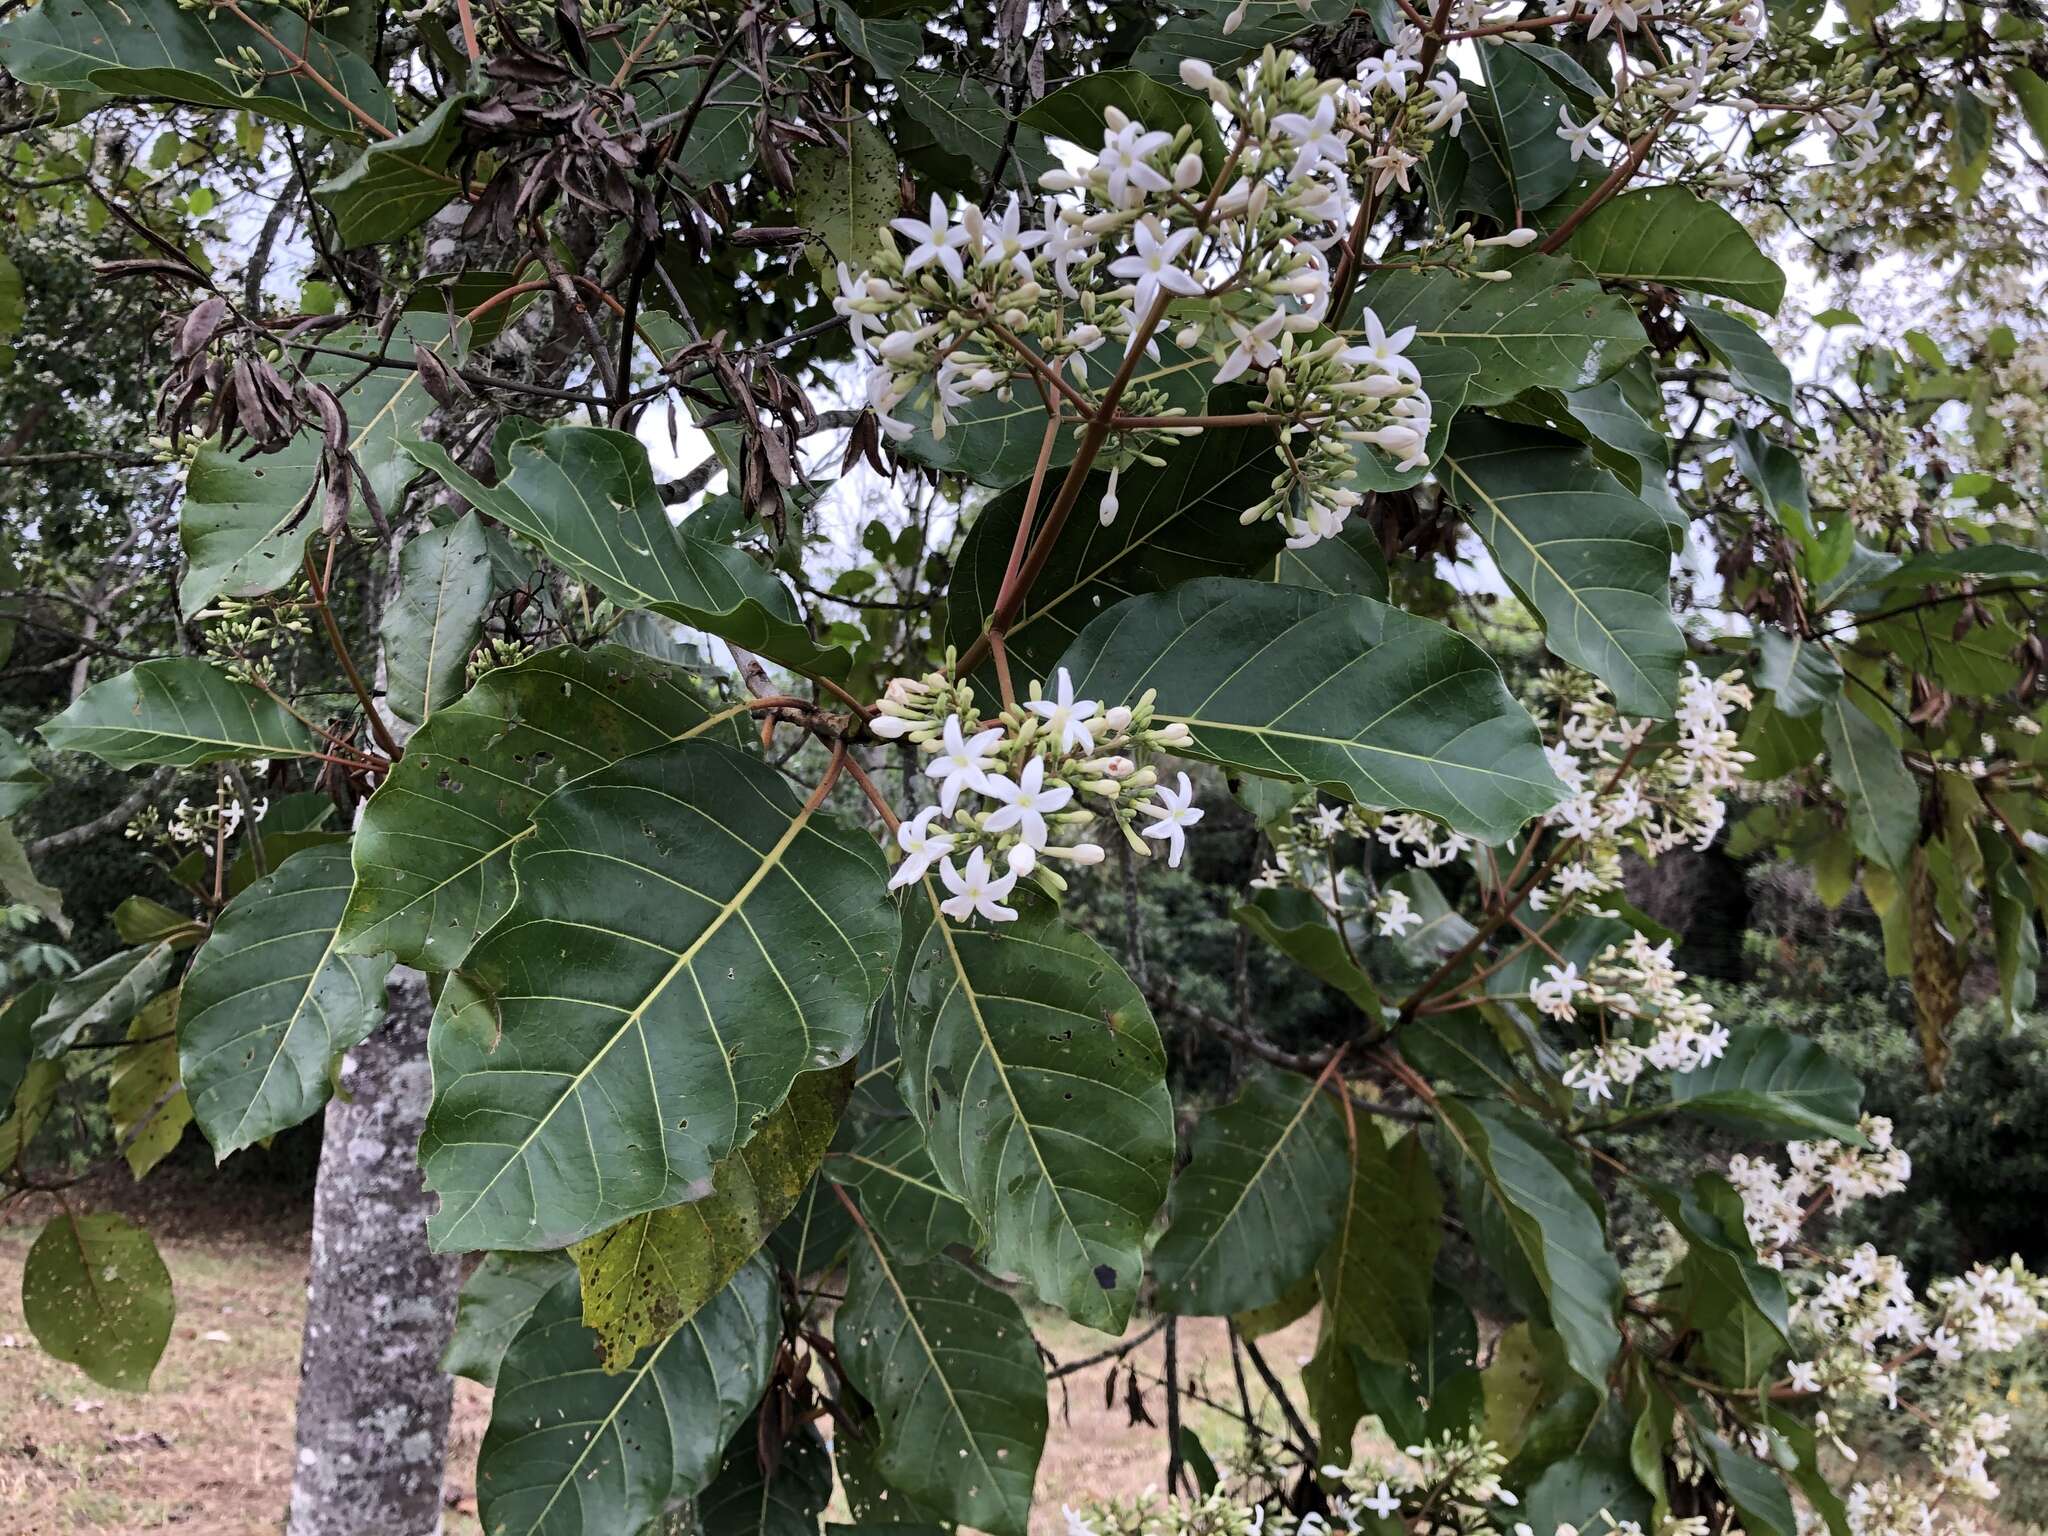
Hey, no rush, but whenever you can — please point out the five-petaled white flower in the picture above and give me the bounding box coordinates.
[1108,218,1205,319]
[979,193,1048,280]
[1272,93,1348,177]
[925,714,1005,813]
[1095,111,1174,208]
[1531,960,1586,1020]
[1138,771,1204,867]
[982,755,1075,849]
[1376,889,1423,938]
[1213,308,1287,385]
[939,848,1020,923]
[1341,307,1419,383]
[891,193,969,284]
[1026,667,1101,755]
[887,807,955,891]
[1420,72,1468,135]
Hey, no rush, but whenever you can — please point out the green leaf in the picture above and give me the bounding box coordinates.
[114,895,204,949]
[893,74,1055,192]
[1740,692,1822,779]
[1670,1026,1863,1143]
[422,737,897,1252]
[313,92,473,246]
[768,1176,858,1280]
[1525,1449,1654,1536]
[339,644,738,970]
[699,1425,835,1536]
[179,318,459,615]
[406,426,851,678]
[0,727,49,817]
[1438,1097,1620,1389]
[1681,303,1796,414]
[1129,0,1351,79]
[1319,1129,1440,1365]
[1755,631,1841,719]
[1733,424,1812,539]
[837,1233,1048,1536]
[108,993,191,1179]
[1465,44,1579,216]
[2009,67,2048,147]
[0,822,65,934]
[443,1250,577,1389]
[1440,418,1684,717]
[1057,578,1564,846]
[32,942,176,1057]
[792,116,899,269]
[1233,1270,1319,1339]
[0,980,53,1123]
[1482,1322,1600,1469]
[177,845,394,1156]
[1275,517,1390,600]
[1021,69,1226,173]
[1233,887,1382,1014]
[380,512,494,726]
[571,1066,851,1369]
[477,1260,776,1536]
[1152,1065,1350,1316]
[944,427,1287,683]
[1877,544,2048,588]
[1568,187,1786,314]
[21,1210,175,1391]
[1692,1427,1798,1536]
[1354,255,1646,407]
[897,892,1174,1333]
[0,0,394,137]
[1656,1175,1789,1386]
[40,658,314,768]
[826,1115,979,1263]
[1820,692,1917,873]
[1982,831,2040,1029]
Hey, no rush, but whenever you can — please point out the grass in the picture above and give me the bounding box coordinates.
[0,1182,1318,1533]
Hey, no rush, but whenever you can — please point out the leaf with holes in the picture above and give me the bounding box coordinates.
[699,1424,836,1536]
[339,644,738,970]
[1152,1065,1350,1316]
[21,1210,174,1391]
[1057,578,1564,845]
[108,994,190,1179]
[571,1066,851,1368]
[177,845,394,1156]
[406,427,850,678]
[476,1259,776,1536]
[792,116,899,269]
[40,658,315,769]
[1440,417,1684,718]
[896,892,1173,1333]
[827,1115,979,1264]
[421,738,896,1252]
[837,1229,1048,1536]
[443,1249,576,1389]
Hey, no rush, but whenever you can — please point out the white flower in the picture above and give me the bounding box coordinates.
[888,807,955,891]
[1361,1483,1402,1520]
[1138,771,1204,866]
[939,848,1020,923]
[1026,667,1102,755]
[1107,216,1205,318]
[1039,201,1094,296]
[925,714,1005,813]
[1213,308,1286,385]
[1787,1359,1821,1393]
[891,193,969,284]
[979,193,1047,279]
[1272,93,1348,177]
[1557,107,1605,162]
[834,261,881,341]
[1359,50,1421,98]
[981,756,1075,848]
[1095,110,1173,207]
[1376,889,1423,937]
[1530,960,1585,1020]
[1341,307,1419,383]
[1063,1506,1100,1536]
[1419,72,1468,135]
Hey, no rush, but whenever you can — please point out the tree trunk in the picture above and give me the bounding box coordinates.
[286,968,460,1536]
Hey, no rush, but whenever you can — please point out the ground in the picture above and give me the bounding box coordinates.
[0,1180,1319,1534]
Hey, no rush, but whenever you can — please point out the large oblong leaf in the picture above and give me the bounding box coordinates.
[1819,693,1917,874]
[1440,418,1684,718]
[1567,187,1786,315]
[827,1115,979,1263]
[837,1230,1049,1536]
[1056,578,1564,845]
[1319,1129,1442,1366]
[405,427,851,678]
[380,511,494,726]
[422,737,897,1252]
[444,1250,577,1389]
[0,0,394,137]
[40,658,314,768]
[339,644,738,970]
[31,942,176,1056]
[177,844,395,1156]
[21,1210,175,1392]
[1670,1026,1862,1142]
[477,1259,776,1536]
[1151,1065,1350,1316]
[897,893,1174,1334]
[571,1066,852,1368]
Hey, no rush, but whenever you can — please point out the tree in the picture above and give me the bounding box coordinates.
[1,0,2046,1534]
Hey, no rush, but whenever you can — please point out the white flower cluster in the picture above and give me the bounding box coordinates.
[1551,932,1731,1101]
[872,666,1202,921]
[125,773,272,851]
[1537,662,1756,899]
[833,46,1498,550]
[1716,1125,2046,1536]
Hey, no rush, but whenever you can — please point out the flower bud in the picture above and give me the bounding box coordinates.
[1066,842,1106,866]
[1006,843,1038,877]
[1173,151,1204,190]
[1104,705,1132,732]
[869,713,914,739]
[1178,59,1218,92]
